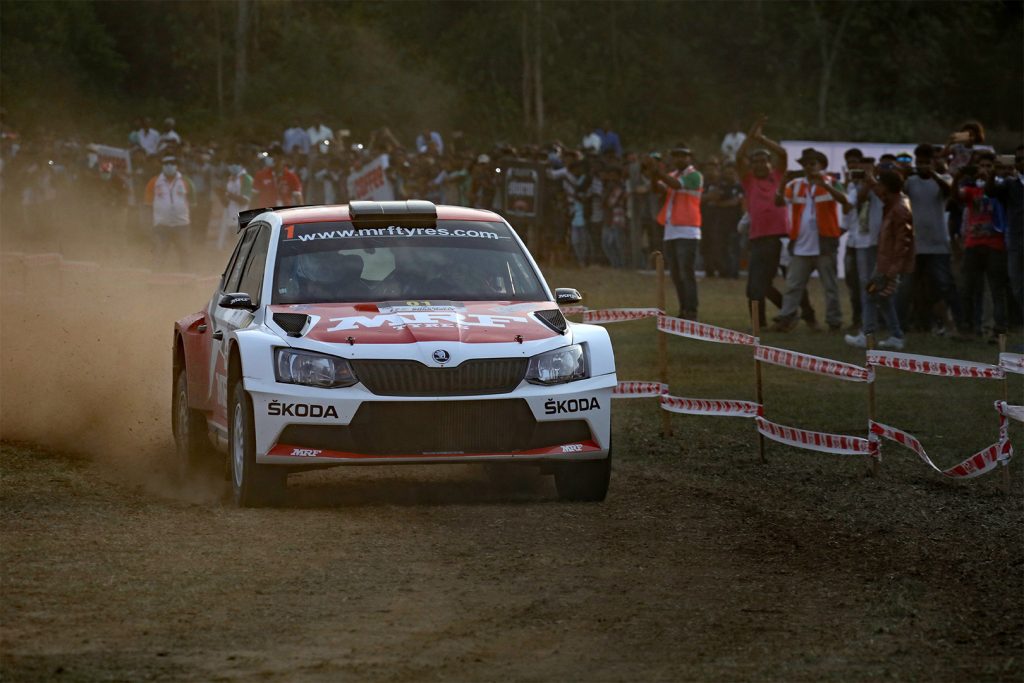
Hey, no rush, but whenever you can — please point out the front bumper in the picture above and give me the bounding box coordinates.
[245,374,615,466]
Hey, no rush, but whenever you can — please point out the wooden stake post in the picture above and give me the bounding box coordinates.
[999,334,1010,495]
[866,334,879,477]
[654,251,672,437]
[751,300,766,463]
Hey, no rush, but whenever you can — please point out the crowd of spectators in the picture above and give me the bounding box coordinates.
[1,114,1020,345]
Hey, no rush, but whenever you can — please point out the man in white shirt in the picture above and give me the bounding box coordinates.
[771,148,851,332]
[283,120,310,155]
[136,118,161,157]
[145,155,195,269]
[720,121,747,162]
[157,118,181,152]
[306,119,334,155]
[415,129,444,155]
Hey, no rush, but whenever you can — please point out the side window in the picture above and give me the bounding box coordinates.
[224,226,259,292]
[237,226,271,303]
[219,232,248,290]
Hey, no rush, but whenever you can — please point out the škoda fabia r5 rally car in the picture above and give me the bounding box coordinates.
[172,201,616,506]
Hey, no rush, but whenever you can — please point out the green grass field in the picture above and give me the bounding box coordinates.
[549,264,1023,487]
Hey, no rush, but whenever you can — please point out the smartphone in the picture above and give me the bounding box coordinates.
[951,131,971,144]
[860,157,876,166]
[997,154,1015,166]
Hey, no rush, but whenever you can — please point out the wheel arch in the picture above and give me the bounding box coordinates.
[173,333,186,372]
[227,340,243,396]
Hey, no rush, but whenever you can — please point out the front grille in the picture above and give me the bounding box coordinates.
[277,399,592,455]
[351,358,528,396]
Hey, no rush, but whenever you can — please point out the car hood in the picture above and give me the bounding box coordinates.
[268,301,564,345]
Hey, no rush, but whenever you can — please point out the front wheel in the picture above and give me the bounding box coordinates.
[229,379,286,507]
[554,450,611,502]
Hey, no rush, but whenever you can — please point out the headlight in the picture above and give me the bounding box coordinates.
[525,344,588,385]
[274,348,358,388]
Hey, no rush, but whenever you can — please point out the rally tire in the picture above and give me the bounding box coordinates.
[172,367,214,477]
[229,379,286,507]
[554,450,611,502]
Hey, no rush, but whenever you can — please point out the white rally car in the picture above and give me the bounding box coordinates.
[173,201,616,506]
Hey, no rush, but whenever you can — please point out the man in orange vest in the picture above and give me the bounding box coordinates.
[770,148,851,332]
[642,143,703,319]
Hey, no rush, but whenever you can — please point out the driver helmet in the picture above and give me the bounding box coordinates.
[297,251,364,287]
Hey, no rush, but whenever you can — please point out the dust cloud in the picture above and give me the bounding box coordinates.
[0,197,229,499]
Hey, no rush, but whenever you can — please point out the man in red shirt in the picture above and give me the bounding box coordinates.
[736,118,815,328]
[958,152,1008,339]
[253,150,303,208]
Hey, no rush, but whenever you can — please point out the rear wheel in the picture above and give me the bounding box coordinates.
[172,367,214,477]
[554,450,611,502]
[229,379,286,507]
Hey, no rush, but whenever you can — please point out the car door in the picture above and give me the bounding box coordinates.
[207,224,266,427]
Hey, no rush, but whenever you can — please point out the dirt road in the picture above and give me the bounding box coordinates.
[2,438,1021,682]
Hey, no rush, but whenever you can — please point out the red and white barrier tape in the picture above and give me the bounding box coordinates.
[661,395,761,417]
[559,305,588,315]
[997,401,1024,424]
[612,381,668,398]
[755,345,874,383]
[999,353,1024,376]
[755,416,872,455]
[657,315,758,346]
[59,260,101,273]
[866,350,1004,379]
[583,307,662,324]
[870,418,1011,480]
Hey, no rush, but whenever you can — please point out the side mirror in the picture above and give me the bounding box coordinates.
[218,292,257,311]
[554,288,583,305]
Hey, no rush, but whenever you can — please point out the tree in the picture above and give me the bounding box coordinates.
[809,1,856,130]
[233,0,251,114]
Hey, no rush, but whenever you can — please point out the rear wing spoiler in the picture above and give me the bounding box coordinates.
[238,200,439,231]
[237,205,313,232]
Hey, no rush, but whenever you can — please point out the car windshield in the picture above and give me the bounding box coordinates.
[272,220,547,304]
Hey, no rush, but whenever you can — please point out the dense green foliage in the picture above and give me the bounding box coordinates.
[2,0,1021,150]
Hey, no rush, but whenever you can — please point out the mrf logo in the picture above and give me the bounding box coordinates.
[544,397,600,415]
[268,401,339,418]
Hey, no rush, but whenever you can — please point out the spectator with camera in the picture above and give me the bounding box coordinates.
[845,170,915,349]
[643,143,703,320]
[253,147,303,207]
[842,155,890,340]
[770,148,851,333]
[987,145,1024,332]
[548,153,592,266]
[600,164,628,267]
[713,161,744,277]
[840,148,866,333]
[897,144,961,334]
[736,119,817,328]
